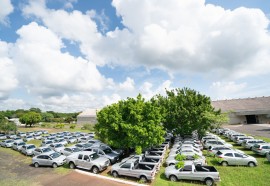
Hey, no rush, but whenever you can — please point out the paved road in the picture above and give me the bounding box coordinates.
[224,124,270,138]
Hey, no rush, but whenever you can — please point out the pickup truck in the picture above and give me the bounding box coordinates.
[121,154,162,170]
[165,163,220,186]
[111,159,157,182]
[66,151,110,174]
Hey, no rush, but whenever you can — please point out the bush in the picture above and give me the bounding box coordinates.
[40,123,46,127]
[175,154,187,161]
[176,161,185,169]
[193,154,200,159]
[70,124,76,129]
[54,123,65,129]
[135,146,142,155]
[81,124,94,131]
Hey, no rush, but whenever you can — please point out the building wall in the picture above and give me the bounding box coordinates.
[228,113,246,124]
[77,116,97,125]
[258,115,270,124]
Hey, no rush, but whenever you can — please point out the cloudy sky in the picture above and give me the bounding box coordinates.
[0,0,270,112]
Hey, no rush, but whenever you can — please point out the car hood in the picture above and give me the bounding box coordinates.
[54,155,66,162]
[106,152,119,159]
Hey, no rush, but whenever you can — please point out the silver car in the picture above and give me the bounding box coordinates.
[32,152,66,168]
[0,134,7,140]
[204,140,232,149]
[235,136,254,145]
[242,139,265,150]
[266,151,270,162]
[216,150,257,167]
[33,147,54,156]
[0,139,14,147]
[49,143,65,153]
[12,141,26,151]
[166,154,206,166]
[61,147,81,156]
[21,144,36,156]
[252,143,270,156]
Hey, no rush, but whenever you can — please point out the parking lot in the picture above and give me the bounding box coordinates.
[225,124,270,138]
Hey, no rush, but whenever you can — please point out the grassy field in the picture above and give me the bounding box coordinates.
[153,135,270,186]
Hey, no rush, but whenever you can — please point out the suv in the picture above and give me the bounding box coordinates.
[216,150,257,167]
[252,143,270,156]
[85,146,120,164]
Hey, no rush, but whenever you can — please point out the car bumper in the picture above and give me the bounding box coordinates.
[252,150,265,156]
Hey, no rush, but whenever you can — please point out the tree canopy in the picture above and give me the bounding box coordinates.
[0,113,17,134]
[19,112,42,127]
[95,94,165,154]
[155,88,225,138]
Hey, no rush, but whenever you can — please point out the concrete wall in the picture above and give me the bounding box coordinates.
[228,113,246,124]
[77,116,97,125]
[258,115,270,124]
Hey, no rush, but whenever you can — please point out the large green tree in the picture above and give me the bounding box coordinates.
[95,94,165,154]
[157,88,223,138]
[19,112,42,127]
[0,114,17,134]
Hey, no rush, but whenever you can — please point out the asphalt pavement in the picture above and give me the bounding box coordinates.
[225,124,270,138]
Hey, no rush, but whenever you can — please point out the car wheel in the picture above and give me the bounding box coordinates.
[112,171,119,178]
[34,162,39,168]
[248,162,255,167]
[52,163,58,168]
[221,161,228,166]
[140,176,147,183]
[170,175,177,182]
[205,178,214,186]
[169,163,174,166]
[69,162,75,169]
[92,166,99,174]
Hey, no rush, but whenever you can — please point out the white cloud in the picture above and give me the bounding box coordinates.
[102,94,121,106]
[0,41,18,99]
[12,22,107,97]
[118,77,135,91]
[210,81,247,100]
[0,0,13,25]
[140,80,173,99]
[0,99,25,110]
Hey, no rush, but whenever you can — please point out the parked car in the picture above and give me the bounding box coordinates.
[66,151,110,173]
[166,154,206,166]
[252,143,270,156]
[204,140,232,149]
[41,140,54,147]
[67,137,77,144]
[74,143,93,150]
[242,139,265,150]
[0,139,14,147]
[169,147,202,157]
[49,143,65,153]
[61,147,81,156]
[12,141,26,151]
[111,159,157,182]
[164,163,221,185]
[32,152,66,168]
[235,136,254,145]
[21,144,36,156]
[86,146,120,164]
[24,136,34,142]
[33,147,54,156]
[0,134,7,140]
[216,150,257,167]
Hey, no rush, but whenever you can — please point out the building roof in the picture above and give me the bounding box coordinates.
[211,96,270,113]
[77,109,99,117]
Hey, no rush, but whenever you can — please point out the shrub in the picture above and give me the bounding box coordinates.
[81,124,94,131]
[193,154,200,160]
[54,123,65,129]
[176,161,185,169]
[175,154,187,161]
[40,123,46,127]
[70,124,76,129]
[135,146,142,155]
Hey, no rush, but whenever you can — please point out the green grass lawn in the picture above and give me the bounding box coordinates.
[153,135,270,186]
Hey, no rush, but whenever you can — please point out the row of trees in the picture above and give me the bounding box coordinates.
[95,88,228,154]
[0,109,79,127]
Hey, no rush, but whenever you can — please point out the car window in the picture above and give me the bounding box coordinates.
[65,148,71,152]
[217,142,223,145]
[78,154,83,160]
[121,163,131,169]
[83,155,90,161]
[224,153,233,157]
[50,152,61,159]
[182,165,192,171]
[234,153,243,158]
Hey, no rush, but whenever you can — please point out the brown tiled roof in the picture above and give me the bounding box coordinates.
[211,96,270,112]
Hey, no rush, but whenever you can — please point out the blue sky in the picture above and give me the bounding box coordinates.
[0,0,270,112]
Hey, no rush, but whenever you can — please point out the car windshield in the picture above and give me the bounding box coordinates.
[27,145,35,149]
[43,148,51,153]
[18,142,25,146]
[83,143,92,148]
[103,147,112,154]
[55,144,63,148]
[72,148,80,152]
[90,153,99,160]
[50,152,61,159]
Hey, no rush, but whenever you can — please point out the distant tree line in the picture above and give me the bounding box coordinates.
[0,108,80,128]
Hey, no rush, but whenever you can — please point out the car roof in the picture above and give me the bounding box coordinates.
[72,151,95,156]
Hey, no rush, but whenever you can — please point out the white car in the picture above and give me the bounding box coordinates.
[32,152,66,168]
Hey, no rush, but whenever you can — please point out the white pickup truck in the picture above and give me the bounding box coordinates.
[111,159,157,182]
[165,163,221,186]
